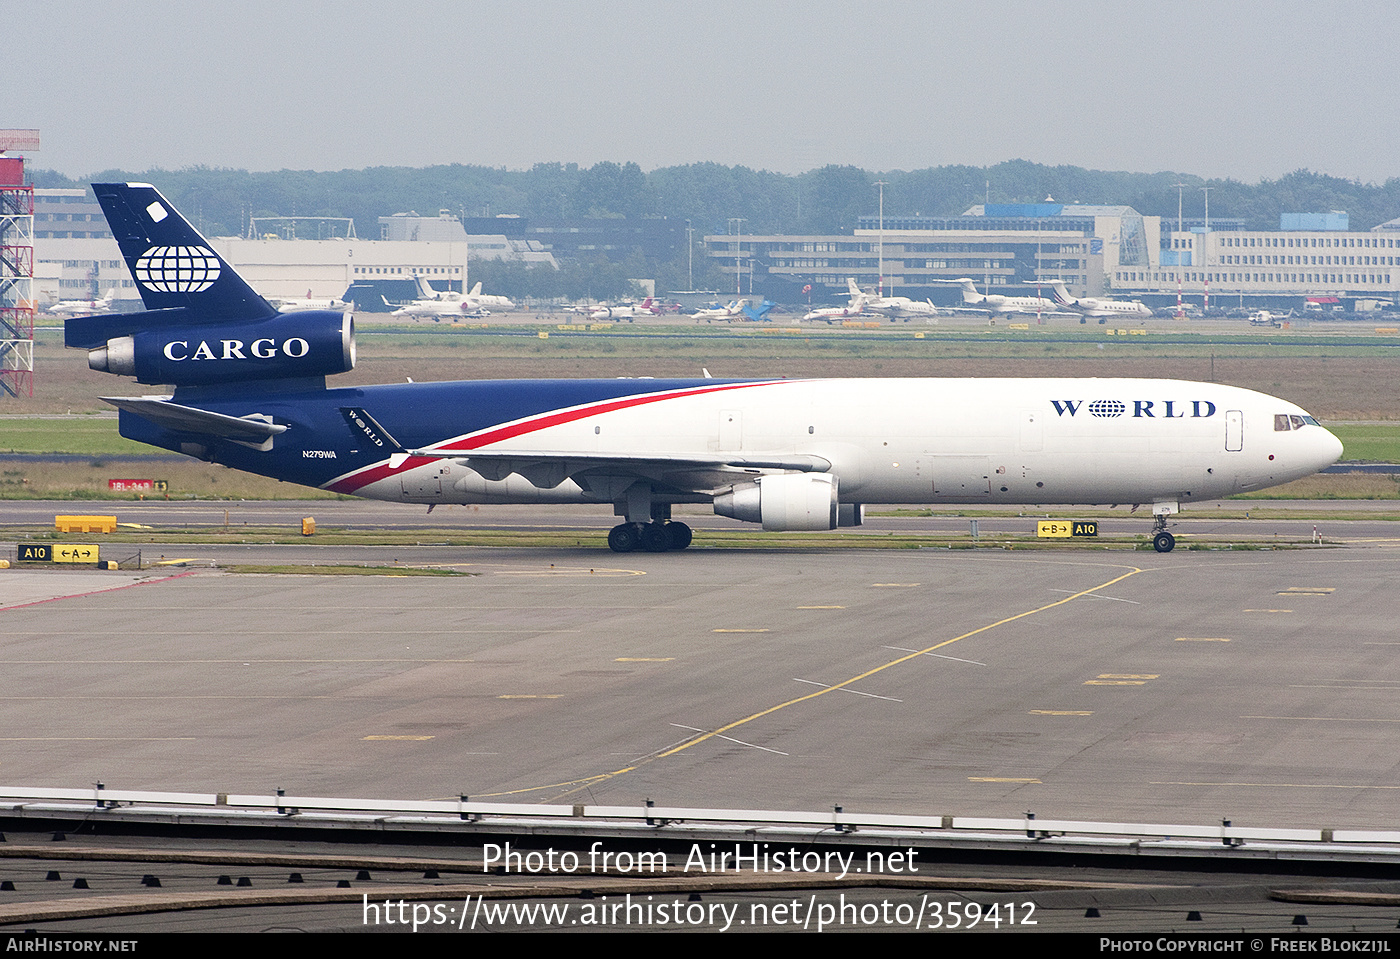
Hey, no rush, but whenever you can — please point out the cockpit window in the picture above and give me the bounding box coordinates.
[1301,415,1320,426]
[1275,413,1292,431]
[1290,415,1306,430]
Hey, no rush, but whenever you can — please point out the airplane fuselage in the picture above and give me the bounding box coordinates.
[867,297,937,318]
[1046,281,1152,318]
[119,376,1342,511]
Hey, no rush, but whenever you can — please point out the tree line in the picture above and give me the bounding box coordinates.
[32,160,1400,300]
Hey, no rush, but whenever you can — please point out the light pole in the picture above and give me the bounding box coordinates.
[874,179,887,296]
[685,220,694,291]
[727,218,746,296]
[1200,186,1213,312]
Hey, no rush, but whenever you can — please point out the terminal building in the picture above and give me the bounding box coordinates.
[459,215,686,266]
[704,204,1142,305]
[32,187,1400,314]
[704,204,1400,311]
[1115,213,1398,309]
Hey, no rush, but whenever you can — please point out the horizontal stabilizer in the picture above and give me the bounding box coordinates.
[102,396,288,442]
[65,308,195,350]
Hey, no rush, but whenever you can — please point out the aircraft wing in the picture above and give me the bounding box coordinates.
[102,396,288,442]
[391,447,831,493]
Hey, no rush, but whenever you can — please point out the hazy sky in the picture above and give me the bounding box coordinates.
[22,0,1400,185]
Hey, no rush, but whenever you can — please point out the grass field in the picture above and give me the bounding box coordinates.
[0,458,347,500]
[1325,424,1400,462]
[0,417,158,455]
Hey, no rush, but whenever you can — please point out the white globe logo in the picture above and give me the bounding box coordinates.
[135,246,222,293]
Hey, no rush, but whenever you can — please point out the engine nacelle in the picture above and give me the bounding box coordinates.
[88,310,355,386]
[713,473,839,531]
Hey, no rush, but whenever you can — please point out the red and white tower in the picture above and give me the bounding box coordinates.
[0,129,37,398]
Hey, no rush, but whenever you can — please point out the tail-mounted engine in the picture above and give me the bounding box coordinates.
[81,310,355,386]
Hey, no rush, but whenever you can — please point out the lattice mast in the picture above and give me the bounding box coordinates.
[0,130,38,398]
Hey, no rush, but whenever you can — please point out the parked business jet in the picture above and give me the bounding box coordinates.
[691,299,746,319]
[268,291,353,313]
[69,184,1343,554]
[805,283,875,321]
[392,277,515,317]
[461,281,515,311]
[949,278,1060,316]
[591,298,658,320]
[1044,279,1152,319]
[48,288,117,316]
[844,279,938,319]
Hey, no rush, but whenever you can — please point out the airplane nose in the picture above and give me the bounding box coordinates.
[1316,426,1345,470]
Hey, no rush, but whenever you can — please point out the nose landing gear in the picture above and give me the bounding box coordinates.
[1152,514,1176,553]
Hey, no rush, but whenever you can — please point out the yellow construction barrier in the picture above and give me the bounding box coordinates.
[55,515,117,534]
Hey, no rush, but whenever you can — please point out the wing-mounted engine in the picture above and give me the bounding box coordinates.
[713,473,840,531]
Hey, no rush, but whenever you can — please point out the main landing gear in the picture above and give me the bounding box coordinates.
[608,521,692,553]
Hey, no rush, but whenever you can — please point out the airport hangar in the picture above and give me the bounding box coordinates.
[32,190,557,311]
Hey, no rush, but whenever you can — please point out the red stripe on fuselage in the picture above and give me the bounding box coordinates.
[325,380,788,495]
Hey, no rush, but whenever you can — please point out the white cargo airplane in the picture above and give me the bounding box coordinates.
[951,278,1060,316]
[71,182,1345,556]
[48,288,116,316]
[1045,279,1152,319]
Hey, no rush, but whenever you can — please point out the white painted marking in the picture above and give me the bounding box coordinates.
[670,723,788,756]
[792,678,902,702]
[1048,589,1140,604]
[882,645,987,666]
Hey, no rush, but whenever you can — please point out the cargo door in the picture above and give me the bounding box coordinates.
[933,455,992,499]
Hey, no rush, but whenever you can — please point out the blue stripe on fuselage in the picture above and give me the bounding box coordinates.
[120,378,759,489]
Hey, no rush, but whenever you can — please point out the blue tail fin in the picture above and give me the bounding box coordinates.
[741,299,775,321]
[92,182,275,322]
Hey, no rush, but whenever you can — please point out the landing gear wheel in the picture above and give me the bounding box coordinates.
[640,523,671,552]
[665,521,692,550]
[608,523,641,553]
[1152,530,1176,553]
